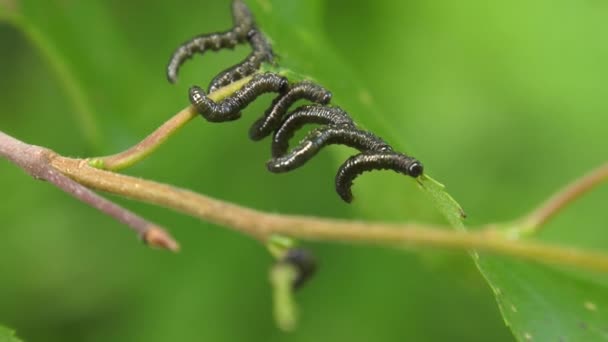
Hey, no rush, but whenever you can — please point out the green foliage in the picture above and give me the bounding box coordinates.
[0,0,607,341]
[418,175,466,229]
[477,258,608,341]
[253,2,608,340]
[422,170,608,340]
[0,326,22,342]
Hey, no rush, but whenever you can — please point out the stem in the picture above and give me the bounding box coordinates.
[4,130,608,273]
[91,76,254,171]
[271,264,298,332]
[519,162,608,235]
[92,105,198,171]
[0,131,179,252]
[49,155,608,273]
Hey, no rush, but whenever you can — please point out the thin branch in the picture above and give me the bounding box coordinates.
[90,76,254,171]
[0,131,179,252]
[91,105,197,171]
[4,130,608,272]
[519,162,608,235]
[48,154,608,274]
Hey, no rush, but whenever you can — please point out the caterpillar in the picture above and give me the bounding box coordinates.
[168,0,423,203]
[166,0,274,91]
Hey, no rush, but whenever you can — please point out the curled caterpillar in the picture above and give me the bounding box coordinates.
[249,81,333,141]
[166,0,274,90]
[189,73,288,122]
[337,152,422,203]
[168,0,424,203]
[206,30,274,92]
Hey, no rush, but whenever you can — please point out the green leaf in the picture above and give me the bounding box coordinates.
[415,166,600,342]
[2,0,607,341]
[424,172,608,340]
[417,174,466,230]
[251,0,608,341]
[0,326,23,342]
[417,147,608,341]
[1,3,101,150]
[476,258,608,341]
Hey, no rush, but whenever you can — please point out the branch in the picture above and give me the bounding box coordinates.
[0,131,179,252]
[47,153,608,274]
[4,129,608,272]
[90,76,254,171]
[518,162,608,235]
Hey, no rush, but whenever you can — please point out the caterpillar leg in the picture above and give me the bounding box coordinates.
[335,152,424,203]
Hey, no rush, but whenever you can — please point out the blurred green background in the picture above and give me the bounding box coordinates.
[1,0,607,341]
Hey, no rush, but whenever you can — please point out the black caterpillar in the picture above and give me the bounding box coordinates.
[166,0,274,91]
[167,0,423,203]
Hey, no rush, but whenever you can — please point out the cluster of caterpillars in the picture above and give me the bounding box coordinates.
[166,0,423,204]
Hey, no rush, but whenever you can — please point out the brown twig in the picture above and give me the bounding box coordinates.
[0,131,179,252]
[90,76,253,171]
[3,129,608,272]
[47,153,608,273]
[519,162,608,235]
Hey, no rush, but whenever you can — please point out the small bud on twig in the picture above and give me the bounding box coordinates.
[143,227,180,252]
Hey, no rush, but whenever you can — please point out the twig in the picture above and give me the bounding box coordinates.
[0,131,179,252]
[271,264,298,331]
[519,162,608,235]
[4,130,608,272]
[90,76,254,171]
[46,153,608,273]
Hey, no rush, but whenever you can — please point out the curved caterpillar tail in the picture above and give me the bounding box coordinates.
[250,82,333,141]
[335,152,424,203]
[167,0,273,87]
[267,126,392,173]
[207,31,275,92]
[270,105,353,157]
